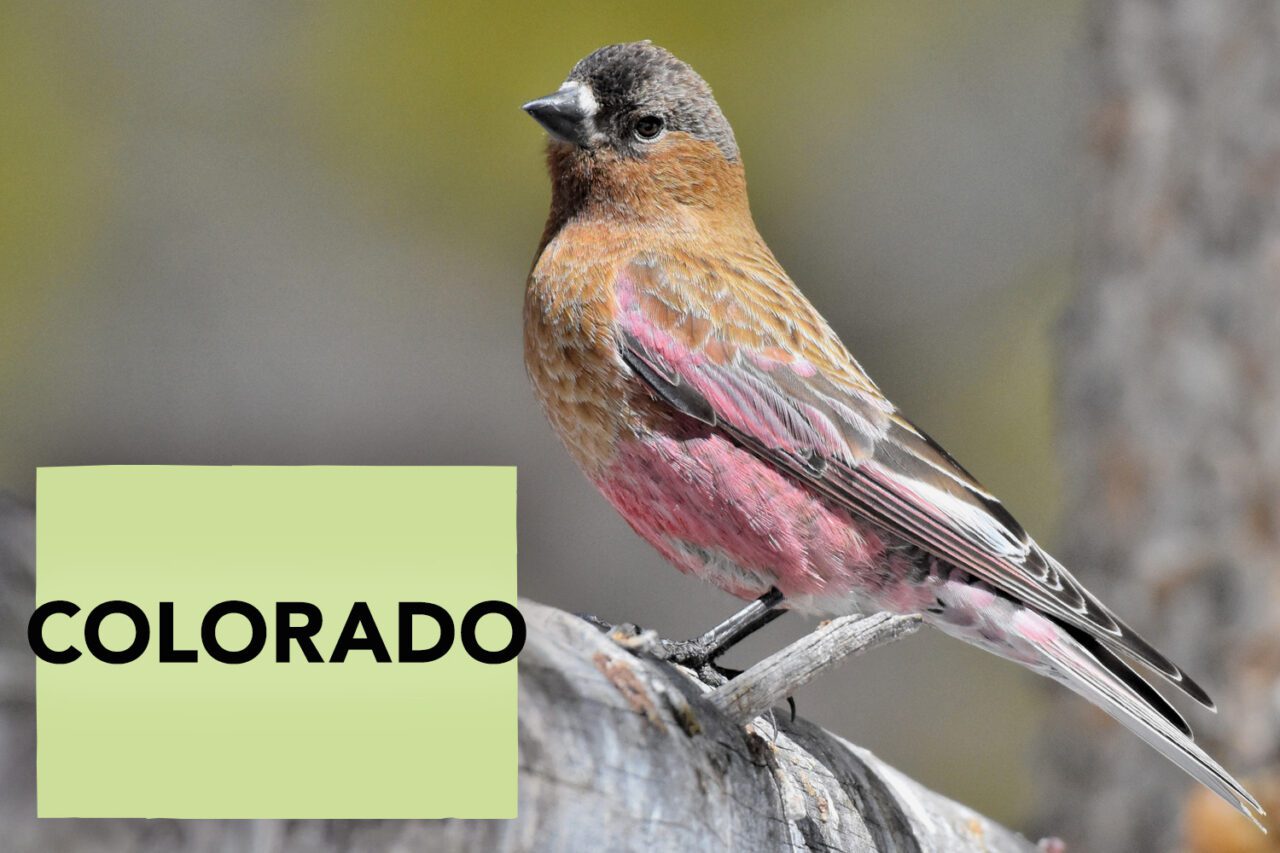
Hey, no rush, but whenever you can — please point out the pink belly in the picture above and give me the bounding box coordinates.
[594,431,899,602]
[594,431,1075,677]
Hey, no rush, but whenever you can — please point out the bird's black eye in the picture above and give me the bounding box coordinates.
[634,115,664,141]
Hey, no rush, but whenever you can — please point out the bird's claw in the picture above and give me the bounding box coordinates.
[577,614,743,686]
[658,637,715,668]
[660,639,743,686]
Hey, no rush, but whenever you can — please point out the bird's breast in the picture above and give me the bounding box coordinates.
[523,222,645,472]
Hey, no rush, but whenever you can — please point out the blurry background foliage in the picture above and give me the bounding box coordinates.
[1,0,1082,828]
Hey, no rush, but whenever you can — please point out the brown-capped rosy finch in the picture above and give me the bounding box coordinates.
[522,40,1262,824]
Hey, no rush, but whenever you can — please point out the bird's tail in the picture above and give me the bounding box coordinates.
[1039,621,1265,830]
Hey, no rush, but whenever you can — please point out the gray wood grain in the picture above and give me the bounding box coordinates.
[503,600,1035,852]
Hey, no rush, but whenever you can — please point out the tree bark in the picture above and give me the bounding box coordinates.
[0,494,1053,852]
[495,601,1034,852]
[1040,1,1280,849]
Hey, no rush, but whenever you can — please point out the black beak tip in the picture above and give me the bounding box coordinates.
[522,86,594,145]
[522,94,569,121]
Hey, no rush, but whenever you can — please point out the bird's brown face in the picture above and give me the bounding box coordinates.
[523,41,738,163]
[524,42,746,220]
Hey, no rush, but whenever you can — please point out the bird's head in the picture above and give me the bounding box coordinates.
[524,42,746,222]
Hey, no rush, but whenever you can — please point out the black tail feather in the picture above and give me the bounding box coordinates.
[1059,621,1192,738]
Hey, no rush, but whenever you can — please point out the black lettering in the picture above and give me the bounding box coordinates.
[201,600,267,664]
[330,602,391,663]
[460,600,525,664]
[398,602,454,663]
[28,600,82,664]
[84,600,149,664]
[158,601,198,662]
[276,602,324,662]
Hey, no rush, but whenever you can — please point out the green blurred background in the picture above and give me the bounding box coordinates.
[1,1,1085,828]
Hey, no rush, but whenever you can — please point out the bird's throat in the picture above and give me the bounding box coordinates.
[540,135,751,247]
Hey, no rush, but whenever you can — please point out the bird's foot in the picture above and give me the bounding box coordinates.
[658,636,717,668]
[575,614,745,685]
[664,587,788,667]
[578,587,787,677]
[662,647,741,687]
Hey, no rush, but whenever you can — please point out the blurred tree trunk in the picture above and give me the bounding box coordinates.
[1039,1,1280,849]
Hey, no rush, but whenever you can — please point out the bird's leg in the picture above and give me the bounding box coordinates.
[662,587,786,669]
[577,588,786,682]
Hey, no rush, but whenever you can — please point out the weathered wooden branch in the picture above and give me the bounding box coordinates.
[501,600,1039,852]
[706,610,921,725]
[0,494,1053,851]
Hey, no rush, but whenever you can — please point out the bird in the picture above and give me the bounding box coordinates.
[521,40,1263,825]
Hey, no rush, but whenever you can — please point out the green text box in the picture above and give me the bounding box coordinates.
[37,466,517,818]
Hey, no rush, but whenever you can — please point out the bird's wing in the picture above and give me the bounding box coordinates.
[614,253,1213,709]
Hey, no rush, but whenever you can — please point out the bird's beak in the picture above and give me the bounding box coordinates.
[522,81,598,147]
